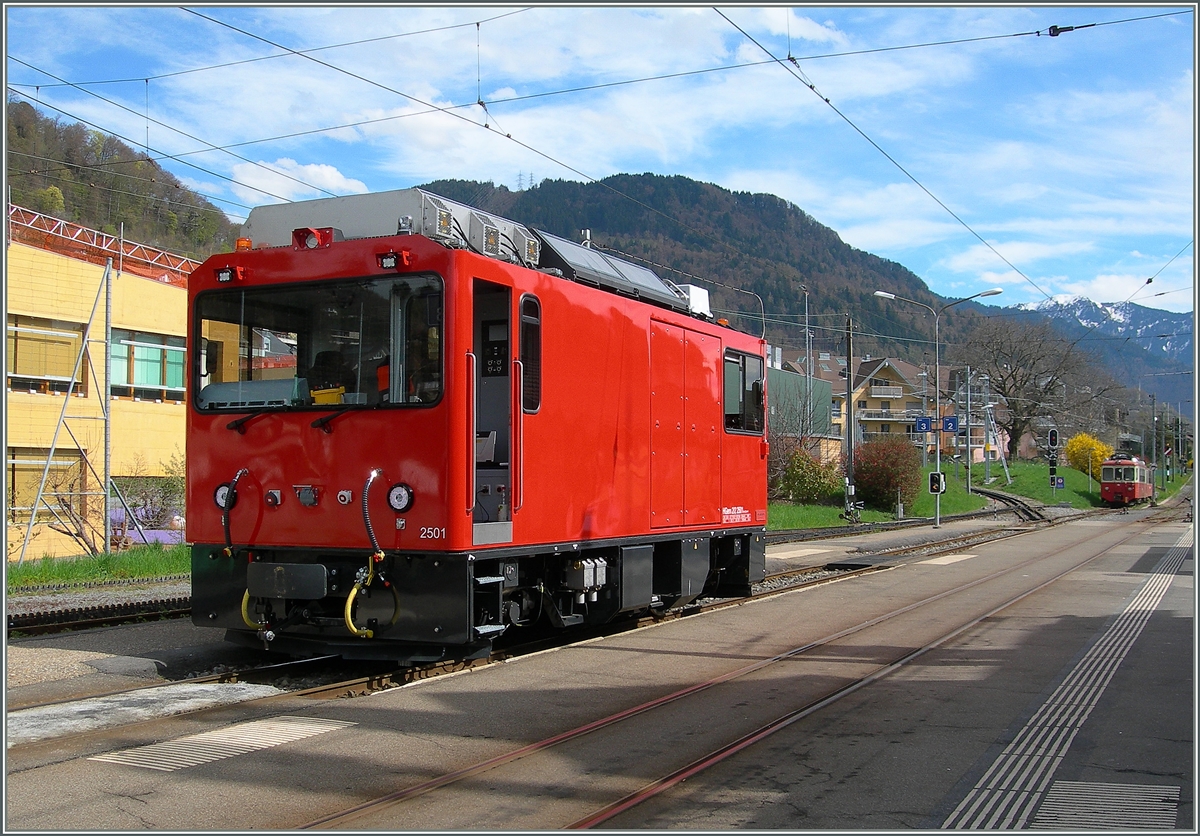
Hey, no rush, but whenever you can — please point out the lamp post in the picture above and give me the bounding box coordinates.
[873,287,1003,527]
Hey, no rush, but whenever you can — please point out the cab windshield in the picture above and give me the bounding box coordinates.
[195,274,442,411]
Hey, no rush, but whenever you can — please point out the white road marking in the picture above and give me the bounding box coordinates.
[920,554,977,565]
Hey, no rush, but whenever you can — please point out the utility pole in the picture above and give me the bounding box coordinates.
[844,315,855,516]
[1151,393,1158,502]
[965,366,972,494]
[982,374,992,483]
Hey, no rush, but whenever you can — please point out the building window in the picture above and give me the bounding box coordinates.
[880,424,891,433]
[858,400,867,410]
[110,329,186,401]
[6,315,87,395]
[724,350,765,433]
[880,401,891,411]
[6,446,85,524]
[519,295,541,412]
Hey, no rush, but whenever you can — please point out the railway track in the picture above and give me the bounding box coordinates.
[4,511,1122,750]
[292,515,1177,830]
[5,511,1040,638]
[9,512,1188,831]
[6,563,876,718]
[970,486,1048,522]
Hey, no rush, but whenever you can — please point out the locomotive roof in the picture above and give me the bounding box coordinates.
[242,187,692,316]
[533,229,687,312]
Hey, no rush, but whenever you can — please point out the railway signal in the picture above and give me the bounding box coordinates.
[929,471,946,495]
[1048,428,1059,448]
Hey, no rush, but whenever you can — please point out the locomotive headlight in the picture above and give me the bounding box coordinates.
[387,483,414,513]
[214,483,237,510]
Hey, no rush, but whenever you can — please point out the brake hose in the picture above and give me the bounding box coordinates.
[222,468,249,557]
[362,469,384,560]
[346,469,389,638]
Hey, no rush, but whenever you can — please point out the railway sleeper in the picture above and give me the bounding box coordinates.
[191,531,765,664]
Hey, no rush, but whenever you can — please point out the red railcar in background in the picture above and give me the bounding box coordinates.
[1099,453,1153,507]
[188,189,768,663]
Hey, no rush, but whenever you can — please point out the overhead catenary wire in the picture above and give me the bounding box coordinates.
[714,7,1058,305]
[8,56,338,200]
[8,6,1189,340]
[8,149,255,213]
[8,8,534,90]
[5,90,297,205]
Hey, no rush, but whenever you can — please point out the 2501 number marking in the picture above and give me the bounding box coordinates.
[419,527,446,540]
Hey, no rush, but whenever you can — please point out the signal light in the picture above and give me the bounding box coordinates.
[235,237,253,251]
[929,471,945,495]
[1048,428,1059,448]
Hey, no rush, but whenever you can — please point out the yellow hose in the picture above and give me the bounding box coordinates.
[344,584,374,639]
[240,590,261,629]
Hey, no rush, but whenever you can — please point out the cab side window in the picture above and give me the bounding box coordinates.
[519,296,541,412]
[724,350,764,433]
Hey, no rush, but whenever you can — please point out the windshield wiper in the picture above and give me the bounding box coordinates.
[227,410,272,434]
[311,409,352,434]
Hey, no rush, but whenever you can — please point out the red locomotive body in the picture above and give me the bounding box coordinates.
[1099,453,1153,507]
[188,189,768,662]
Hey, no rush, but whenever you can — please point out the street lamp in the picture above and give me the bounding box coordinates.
[873,287,1003,527]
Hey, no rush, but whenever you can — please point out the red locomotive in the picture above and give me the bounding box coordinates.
[188,188,768,663]
[1099,453,1153,507]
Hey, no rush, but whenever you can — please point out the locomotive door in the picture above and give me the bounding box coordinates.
[472,280,513,545]
[649,321,722,528]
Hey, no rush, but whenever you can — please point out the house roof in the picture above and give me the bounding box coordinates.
[785,352,957,401]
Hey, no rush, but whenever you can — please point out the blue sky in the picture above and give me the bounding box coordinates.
[5,5,1195,313]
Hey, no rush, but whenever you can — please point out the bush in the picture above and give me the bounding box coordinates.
[779,450,843,505]
[1064,433,1113,480]
[852,435,922,510]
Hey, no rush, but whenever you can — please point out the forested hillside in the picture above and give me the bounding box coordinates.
[6,100,238,259]
[9,98,1179,395]
[420,175,995,362]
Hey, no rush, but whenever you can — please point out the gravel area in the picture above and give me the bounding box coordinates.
[6,579,191,617]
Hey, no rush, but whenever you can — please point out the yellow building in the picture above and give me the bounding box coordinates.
[6,207,197,560]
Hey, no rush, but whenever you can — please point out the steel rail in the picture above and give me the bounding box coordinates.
[297,517,1141,830]
[567,523,1135,829]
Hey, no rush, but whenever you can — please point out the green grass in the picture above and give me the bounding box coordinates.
[970,459,1100,509]
[959,459,1191,509]
[768,502,893,530]
[911,465,990,517]
[6,542,191,591]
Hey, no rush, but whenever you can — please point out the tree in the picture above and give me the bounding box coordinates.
[852,435,921,510]
[1064,433,1113,480]
[960,318,1120,460]
[779,450,842,504]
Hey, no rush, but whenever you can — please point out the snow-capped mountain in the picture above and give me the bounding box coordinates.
[1011,297,1193,405]
[1020,297,1193,364]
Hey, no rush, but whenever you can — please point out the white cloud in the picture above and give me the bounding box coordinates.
[229,158,368,204]
[942,241,1095,273]
[5,6,1191,315]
